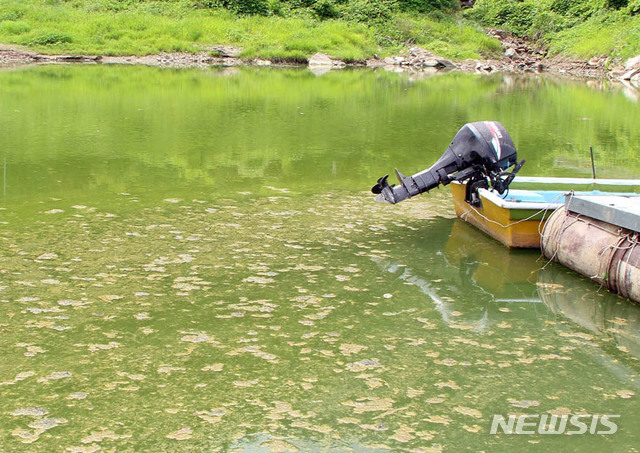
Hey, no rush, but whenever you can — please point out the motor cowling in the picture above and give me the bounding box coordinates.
[371,121,523,204]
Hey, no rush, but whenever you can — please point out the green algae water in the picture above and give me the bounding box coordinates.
[0,65,639,452]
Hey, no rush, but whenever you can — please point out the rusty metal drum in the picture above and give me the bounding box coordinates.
[541,206,640,304]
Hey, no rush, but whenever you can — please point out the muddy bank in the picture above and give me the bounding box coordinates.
[0,35,636,85]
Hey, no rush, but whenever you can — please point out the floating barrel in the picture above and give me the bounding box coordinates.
[541,206,640,304]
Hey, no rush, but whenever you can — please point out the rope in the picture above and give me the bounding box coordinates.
[592,230,639,287]
[459,191,566,230]
[540,193,584,269]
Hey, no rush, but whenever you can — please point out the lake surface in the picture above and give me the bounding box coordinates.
[0,65,639,452]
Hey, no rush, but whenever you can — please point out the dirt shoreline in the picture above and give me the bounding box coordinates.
[0,39,633,84]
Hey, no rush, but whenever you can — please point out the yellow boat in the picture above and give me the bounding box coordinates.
[450,177,640,249]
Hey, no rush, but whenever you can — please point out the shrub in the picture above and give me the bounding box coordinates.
[0,7,25,21]
[397,0,457,13]
[1,20,31,35]
[340,0,397,23]
[192,0,222,8]
[468,0,596,36]
[221,0,270,14]
[606,0,628,9]
[313,0,341,19]
[30,31,73,46]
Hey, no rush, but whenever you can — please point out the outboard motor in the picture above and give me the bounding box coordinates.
[371,121,525,204]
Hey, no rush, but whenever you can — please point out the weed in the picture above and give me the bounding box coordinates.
[1,21,31,35]
[0,0,637,61]
[31,31,73,46]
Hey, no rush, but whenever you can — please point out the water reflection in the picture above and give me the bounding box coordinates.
[538,266,640,360]
[378,216,640,360]
[376,218,546,331]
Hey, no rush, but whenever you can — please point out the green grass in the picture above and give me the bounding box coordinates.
[467,0,640,62]
[546,13,640,61]
[0,0,501,60]
[384,14,502,59]
[2,0,639,62]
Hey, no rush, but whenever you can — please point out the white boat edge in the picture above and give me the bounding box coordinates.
[453,176,640,212]
[512,176,640,186]
[476,188,564,211]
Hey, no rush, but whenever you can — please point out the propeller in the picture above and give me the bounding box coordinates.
[371,174,389,194]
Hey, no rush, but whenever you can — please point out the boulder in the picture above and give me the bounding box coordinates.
[209,45,243,58]
[308,52,333,66]
[423,58,441,67]
[408,47,434,59]
[365,59,386,68]
[625,55,640,70]
[383,56,405,65]
[479,64,494,72]
[505,48,518,59]
[222,58,242,66]
[621,68,640,80]
[437,58,456,68]
[588,57,602,66]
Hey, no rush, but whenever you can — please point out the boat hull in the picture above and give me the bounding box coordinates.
[450,182,552,248]
[450,177,640,249]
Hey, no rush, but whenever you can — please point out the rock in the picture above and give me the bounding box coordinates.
[209,45,243,58]
[437,58,456,68]
[408,47,434,58]
[253,59,271,66]
[222,58,242,66]
[51,55,101,62]
[621,68,640,80]
[505,48,518,59]
[588,57,602,66]
[383,56,405,65]
[365,59,386,68]
[308,52,333,66]
[423,58,441,67]
[625,55,640,70]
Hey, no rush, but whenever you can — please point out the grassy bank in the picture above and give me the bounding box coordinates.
[467,0,640,61]
[0,0,639,63]
[0,0,499,60]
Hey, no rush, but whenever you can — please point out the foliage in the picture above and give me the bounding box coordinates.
[0,0,639,61]
[466,0,640,37]
[189,0,456,16]
[0,0,500,59]
[339,0,397,23]
[31,31,73,45]
[220,0,270,15]
[466,0,640,60]
[396,0,457,13]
